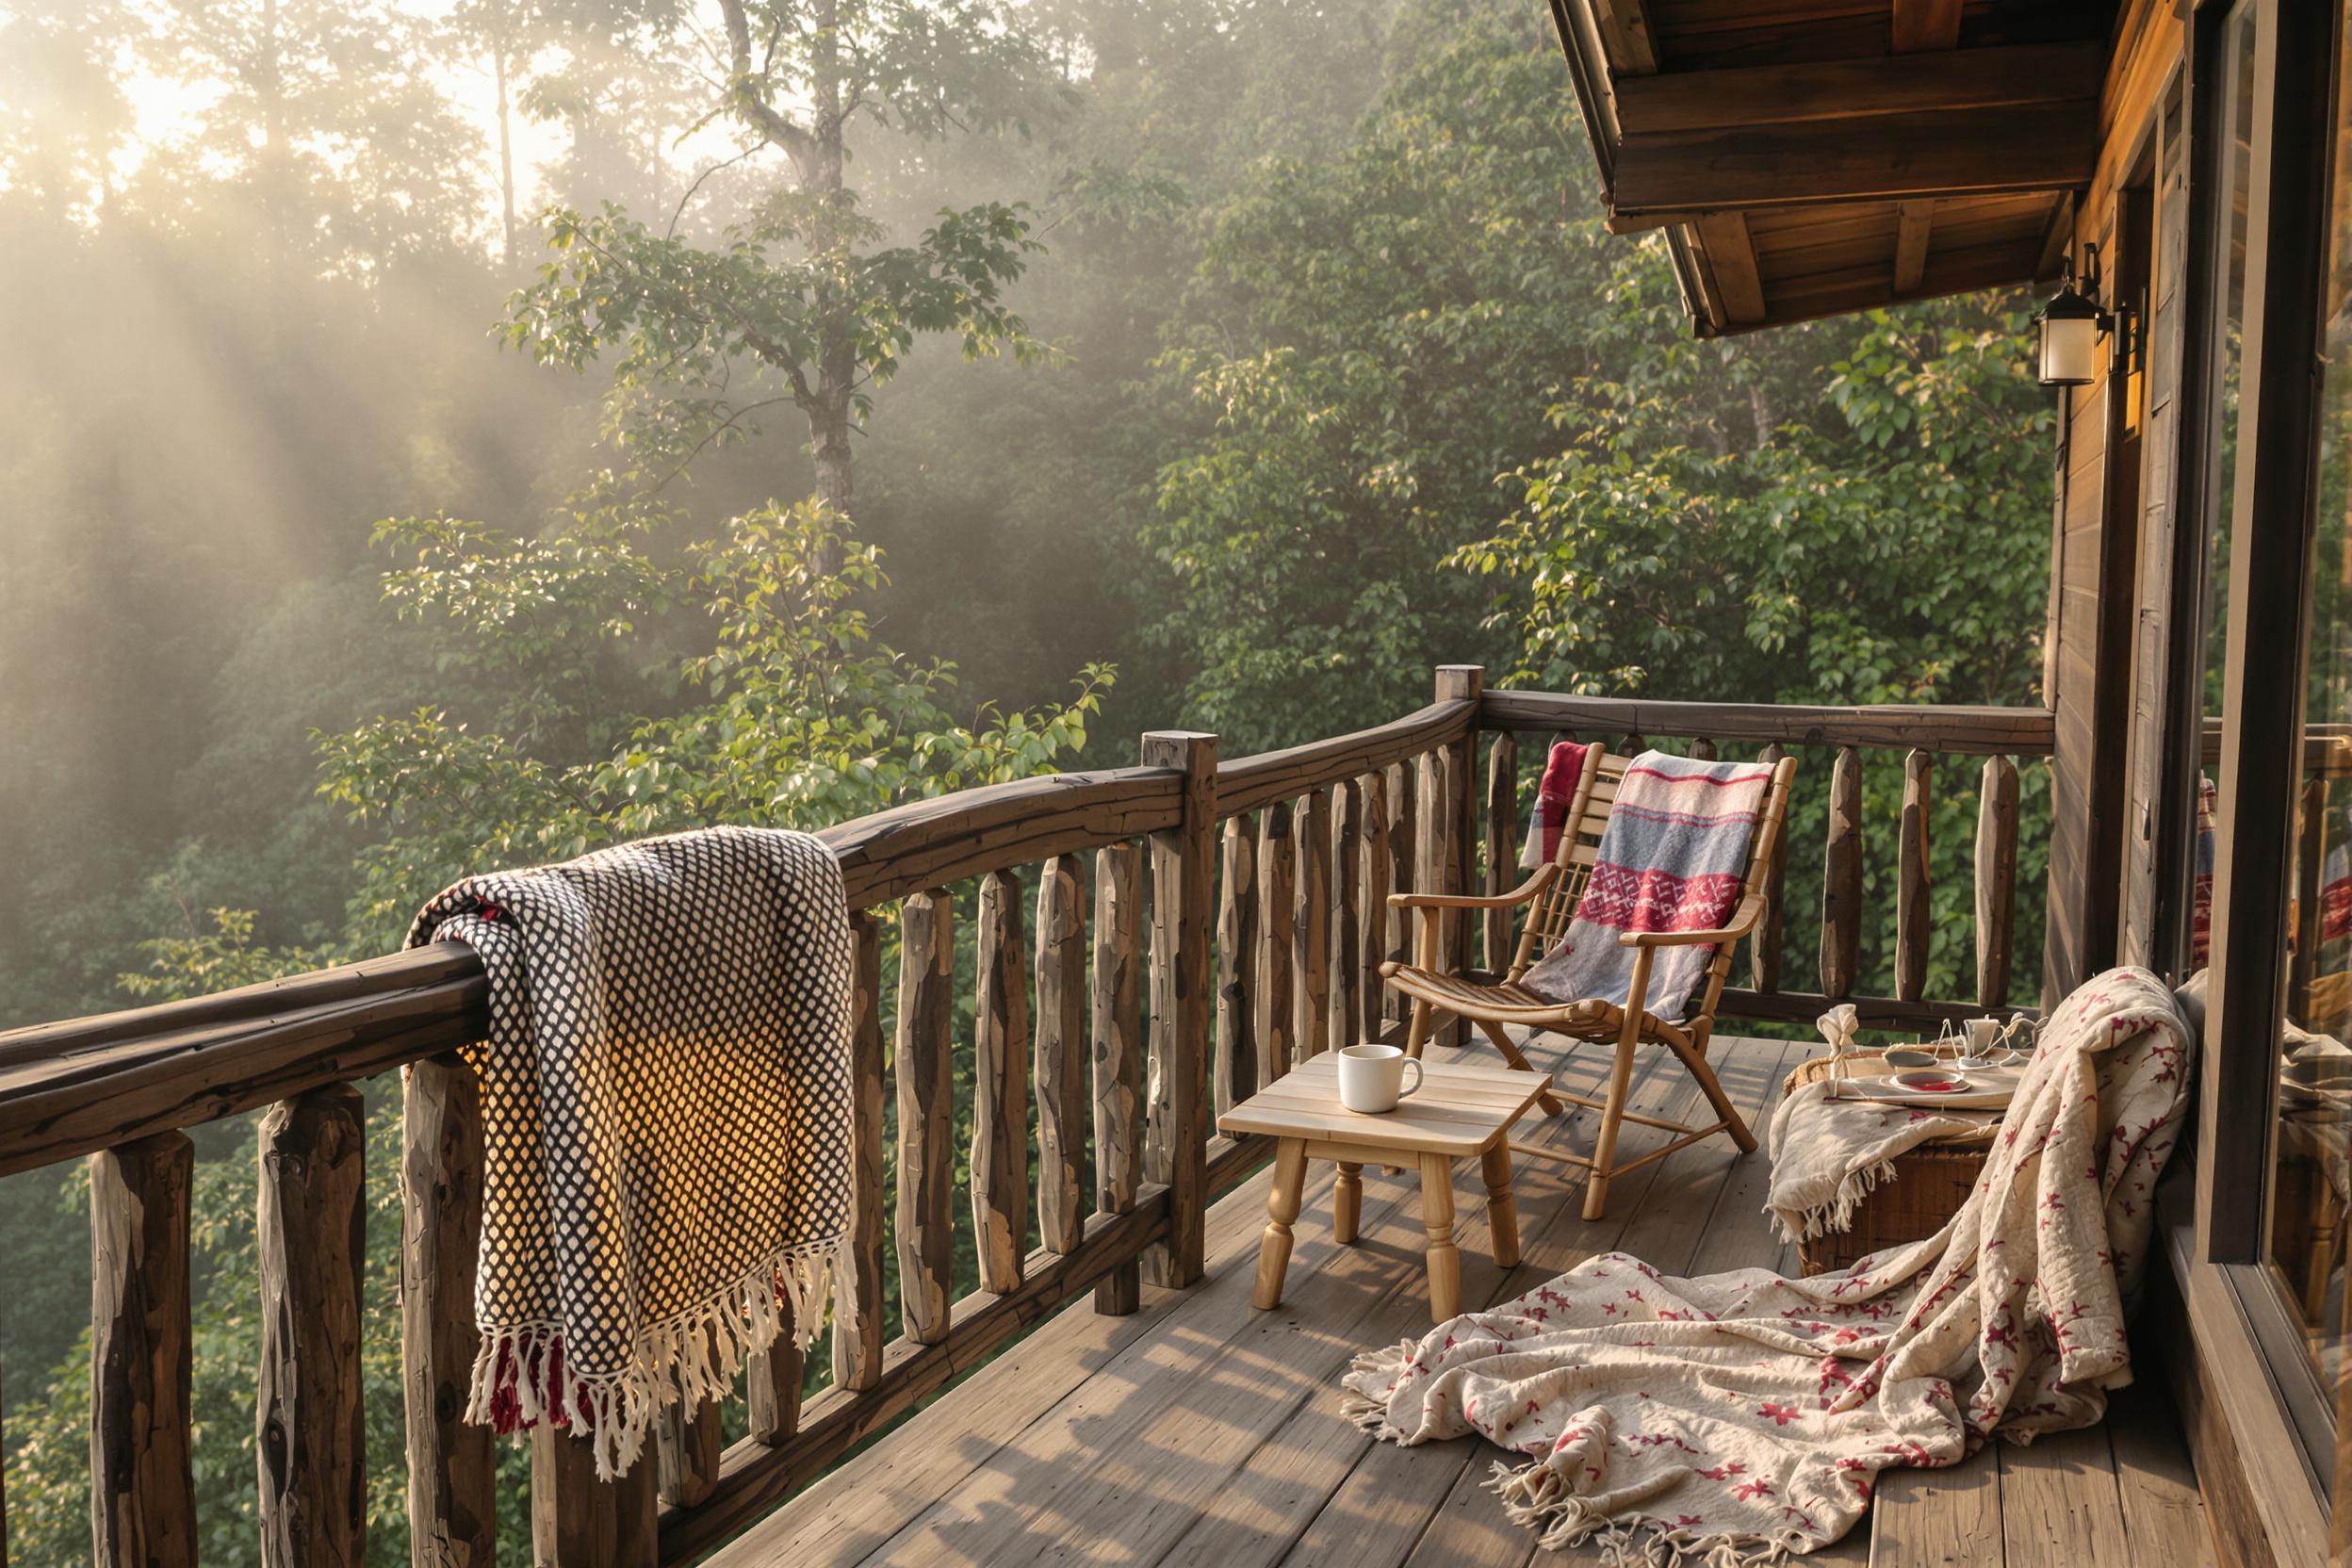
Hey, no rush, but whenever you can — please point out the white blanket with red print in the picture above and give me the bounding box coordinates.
[1340,968,2191,1564]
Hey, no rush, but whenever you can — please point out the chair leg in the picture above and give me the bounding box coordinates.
[1662,1030,1757,1154]
[1581,1026,1641,1221]
[1404,997,1435,1059]
[1473,1018,1565,1118]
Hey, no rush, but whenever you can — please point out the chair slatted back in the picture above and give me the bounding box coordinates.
[1505,747,1800,1036]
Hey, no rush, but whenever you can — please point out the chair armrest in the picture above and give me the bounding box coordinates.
[1616,893,1767,950]
[1388,863,1558,912]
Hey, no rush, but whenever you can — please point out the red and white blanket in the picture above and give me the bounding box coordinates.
[1341,968,2193,1564]
[1521,751,1772,1022]
[1519,741,1591,870]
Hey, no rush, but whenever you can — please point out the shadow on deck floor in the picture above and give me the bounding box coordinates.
[707,1032,2213,1567]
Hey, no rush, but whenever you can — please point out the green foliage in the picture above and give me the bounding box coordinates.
[318,499,1110,944]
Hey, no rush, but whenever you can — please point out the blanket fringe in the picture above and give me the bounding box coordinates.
[467,1238,838,1480]
[1769,1157,1898,1247]
[1487,1460,1804,1568]
[1338,1340,1416,1438]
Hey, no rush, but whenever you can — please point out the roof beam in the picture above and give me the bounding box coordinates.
[1591,0,1658,74]
[1609,99,2099,219]
[1891,0,1964,55]
[1893,202,1932,295]
[1608,43,2106,135]
[1695,212,1768,326]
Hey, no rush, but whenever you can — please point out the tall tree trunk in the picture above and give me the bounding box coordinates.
[494,35,517,266]
[804,0,851,571]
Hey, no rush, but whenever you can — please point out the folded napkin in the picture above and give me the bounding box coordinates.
[407,825,854,1478]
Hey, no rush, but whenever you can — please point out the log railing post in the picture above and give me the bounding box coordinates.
[1141,730,1217,1289]
[1331,779,1363,1050]
[973,870,1030,1295]
[1895,749,1933,1004]
[1293,790,1333,1064]
[747,1301,804,1447]
[1753,743,1788,995]
[400,1057,491,1566]
[657,1333,724,1509]
[829,910,886,1391]
[256,1084,366,1568]
[1484,730,1519,974]
[1359,771,1391,1040]
[895,890,955,1345]
[1257,809,1297,1080]
[1092,842,1146,1314]
[1215,819,1259,1114]
[1383,759,1416,1023]
[90,1132,196,1568]
[1976,757,2021,1009]
[1435,666,1483,1047]
[1036,855,1088,1255]
[1821,745,1863,1001]
[532,1423,657,1567]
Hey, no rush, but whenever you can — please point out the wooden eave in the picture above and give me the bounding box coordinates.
[1548,0,2121,336]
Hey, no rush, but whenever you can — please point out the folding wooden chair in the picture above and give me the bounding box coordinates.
[1381,744,1799,1219]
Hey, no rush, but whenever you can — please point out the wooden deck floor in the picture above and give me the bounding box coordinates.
[709,1031,2215,1567]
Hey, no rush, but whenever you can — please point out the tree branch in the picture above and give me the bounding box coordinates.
[717,0,821,176]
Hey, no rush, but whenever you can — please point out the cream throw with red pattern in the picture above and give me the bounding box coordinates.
[1340,968,2191,1564]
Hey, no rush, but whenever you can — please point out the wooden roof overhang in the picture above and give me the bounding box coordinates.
[1548,0,2129,335]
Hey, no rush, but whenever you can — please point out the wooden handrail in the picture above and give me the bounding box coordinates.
[1214,698,1473,816]
[1477,692,2056,756]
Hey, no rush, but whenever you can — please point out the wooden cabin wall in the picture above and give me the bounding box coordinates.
[2043,0,2186,1001]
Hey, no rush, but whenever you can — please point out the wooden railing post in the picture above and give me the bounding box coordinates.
[1331,778,1363,1049]
[400,1056,492,1566]
[1092,843,1146,1314]
[1821,745,1863,1001]
[1383,759,1415,1023]
[1896,749,1933,1003]
[1753,743,1788,995]
[973,870,1031,1295]
[829,910,886,1391]
[90,1132,196,1568]
[1359,771,1391,1040]
[532,1423,656,1567]
[657,1331,723,1509]
[746,1302,804,1447]
[1484,730,1519,974]
[1976,757,2021,1009]
[1142,730,1217,1289]
[896,890,955,1345]
[1293,790,1333,1064]
[1036,855,1088,1255]
[256,1084,366,1568]
[1215,819,1259,1114]
[1435,666,1482,1047]
[1257,809,1297,1080]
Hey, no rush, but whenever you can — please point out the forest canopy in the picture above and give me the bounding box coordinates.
[0,0,2054,1560]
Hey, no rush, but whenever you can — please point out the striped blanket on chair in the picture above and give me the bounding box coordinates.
[1521,751,1771,1022]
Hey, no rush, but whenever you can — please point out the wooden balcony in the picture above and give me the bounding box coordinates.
[0,670,2207,1565]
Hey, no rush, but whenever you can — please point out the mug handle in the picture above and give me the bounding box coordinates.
[1397,1059,1423,1100]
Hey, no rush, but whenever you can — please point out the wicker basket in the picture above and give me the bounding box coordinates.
[1781,1051,1998,1277]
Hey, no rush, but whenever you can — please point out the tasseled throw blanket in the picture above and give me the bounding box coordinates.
[1341,968,2191,1564]
[407,825,854,1480]
[1519,741,1590,870]
[1762,1026,1998,1247]
[1522,751,1772,1022]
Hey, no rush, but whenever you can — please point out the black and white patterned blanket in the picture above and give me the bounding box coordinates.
[406,825,853,1479]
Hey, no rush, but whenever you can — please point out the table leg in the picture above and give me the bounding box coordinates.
[1333,1162,1363,1245]
[1253,1139,1310,1310]
[1480,1140,1519,1269]
[1418,1153,1461,1323]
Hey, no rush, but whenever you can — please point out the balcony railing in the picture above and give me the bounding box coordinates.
[0,667,2053,1566]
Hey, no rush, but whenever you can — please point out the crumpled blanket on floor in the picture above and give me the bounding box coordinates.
[1340,968,2191,1564]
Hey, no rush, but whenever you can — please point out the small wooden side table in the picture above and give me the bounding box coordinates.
[1217,1054,1553,1322]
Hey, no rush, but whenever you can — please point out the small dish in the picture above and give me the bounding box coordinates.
[1882,1047,1940,1070]
[1889,1069,1971,1095]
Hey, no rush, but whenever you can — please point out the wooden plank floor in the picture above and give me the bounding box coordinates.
[708,1033,2214,1568]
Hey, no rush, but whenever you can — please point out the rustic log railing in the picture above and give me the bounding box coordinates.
[0,670,2051,1566]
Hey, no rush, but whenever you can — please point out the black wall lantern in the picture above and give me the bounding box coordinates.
[2036,241,2132,387]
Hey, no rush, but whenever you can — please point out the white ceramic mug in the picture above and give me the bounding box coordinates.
[1337,1043,1423,1114]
